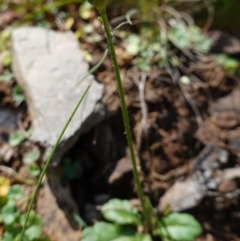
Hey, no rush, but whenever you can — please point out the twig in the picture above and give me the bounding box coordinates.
[138,72,148,138]
[178,82,203,130]
[132,68,148,152]
[0,165,35,185]
[202,0,215,32]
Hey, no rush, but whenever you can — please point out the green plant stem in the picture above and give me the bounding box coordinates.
[99,11,152,231]
[19,84,91,241]
[77,48,109,85]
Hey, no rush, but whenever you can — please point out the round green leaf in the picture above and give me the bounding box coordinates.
[160,213,202,241]
[8,131,25,147]
[82,222,121,241]
[23,147,40,164]
[112,234,152,241]
[20,210,42,227]
[7,185,24,201]
[213,54,238,74]
[25,224,42,240]
[101,199,141,226]
[1,202,19,225]
[2,232,14,241]
[28,164,41,177]
[168,24,190,49]
[12,85,25,105]
[125,34,141,56]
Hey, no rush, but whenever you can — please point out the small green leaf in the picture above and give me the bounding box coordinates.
[73,213,87,228]
[0,73,14,82]
[25,224,42,240]
[28,164,41,177]
[20,210,42,227]
[189,26,212,52]
[34,238,52,241]
[23,147,40,164]
[82,222,121,241]
[159,213,202,241]
[101,199,141,226]
[125,34,141,56]
[1,202,19,225]
[168,23,190,49]
[12,85,25,105]
[7,185,24,201]
[2,225,21,240]
[112,234,152,241]
[3,54,12,66]
[2,232,14,241]
[213,54,239,74]
[8,131,25,147]
[168,23,211,53]
[26,127,33,136]
[63,158,83,179]
[79,1,93,19]
[137,59,151,72]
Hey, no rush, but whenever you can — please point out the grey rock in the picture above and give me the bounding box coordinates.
[159,177,204,212]
[11,27,105,163]
[206,179,218,190]
[108,156,133,186]
[203,169,213,179]
[217,148,229,164]
[159,145,232,212]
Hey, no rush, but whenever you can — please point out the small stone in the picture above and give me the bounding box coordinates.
[108,156,133,186]
[203,169,213,179]
[206,179,218,190]
[0,143,14,162]
[217,148,229,164]
[159,177,204,212]
[218,179,237,193]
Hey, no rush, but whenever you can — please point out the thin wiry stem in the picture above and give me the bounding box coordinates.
[19,85,91,241]
[99,10,152,231]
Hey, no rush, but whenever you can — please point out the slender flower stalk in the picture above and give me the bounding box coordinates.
[19,85,91,241]
[88,0,152,231]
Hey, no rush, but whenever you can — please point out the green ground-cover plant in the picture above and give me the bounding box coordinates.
[23,147,41,178]
[213,54,239,74]
[8,128,41,179]
[80,198,202,241]
[0,179,49,241]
